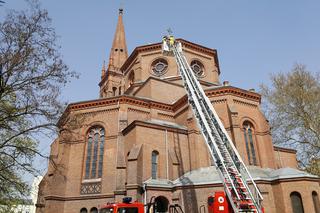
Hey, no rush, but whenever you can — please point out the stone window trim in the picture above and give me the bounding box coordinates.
[82,178,102,183]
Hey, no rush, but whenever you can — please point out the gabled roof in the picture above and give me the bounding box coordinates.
[121,38,220,75]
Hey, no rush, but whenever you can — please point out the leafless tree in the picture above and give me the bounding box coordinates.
[0,0,77,207]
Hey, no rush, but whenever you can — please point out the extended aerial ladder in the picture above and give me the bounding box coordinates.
[162,36,264,213]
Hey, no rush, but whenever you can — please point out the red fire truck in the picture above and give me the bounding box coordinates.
[99,192,243,213]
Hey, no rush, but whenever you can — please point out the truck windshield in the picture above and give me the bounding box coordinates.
[100,208,114,213]
[117,207,138,213]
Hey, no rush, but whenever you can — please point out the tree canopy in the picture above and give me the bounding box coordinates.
[260,64,320,175]
[0,0,77,208]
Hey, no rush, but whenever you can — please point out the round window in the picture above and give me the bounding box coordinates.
[151,59,168,76]
[190,60,204,77]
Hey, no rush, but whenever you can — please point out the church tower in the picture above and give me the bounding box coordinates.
[99,8,128,98]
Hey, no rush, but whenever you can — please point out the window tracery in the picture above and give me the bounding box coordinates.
[190,60,204,77]
[151,151,159,179]
[85,126,105,179]
[243,121,257,166]
[151,59,168,76]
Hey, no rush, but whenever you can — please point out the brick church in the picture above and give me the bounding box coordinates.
[36,9,320,213]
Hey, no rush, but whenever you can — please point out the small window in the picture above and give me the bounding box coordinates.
[112,87,117,96]
[90,207,98,213]
[151,151,159,179]
[190,60,204,77]
[290,192,304,213]
[80,208,88,213]
[129,71,135,87]
[151,58,168,76]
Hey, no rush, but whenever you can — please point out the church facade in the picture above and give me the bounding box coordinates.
[36,9,320,213]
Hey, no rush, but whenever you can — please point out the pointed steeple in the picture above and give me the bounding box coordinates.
[108,8,128,71]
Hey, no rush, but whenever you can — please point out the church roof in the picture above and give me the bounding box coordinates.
[144,166,319,188]
[121,38,221,75]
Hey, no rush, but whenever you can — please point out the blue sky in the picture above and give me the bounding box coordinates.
[1,0,320,174]
[2,0,320,103]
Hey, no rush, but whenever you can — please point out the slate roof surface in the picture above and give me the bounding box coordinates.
[144,166,319,188]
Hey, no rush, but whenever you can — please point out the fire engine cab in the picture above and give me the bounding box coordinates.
[100,197,144,213]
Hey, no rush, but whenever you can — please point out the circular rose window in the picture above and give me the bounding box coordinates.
[151,58,168,76]
[190,60,204,77]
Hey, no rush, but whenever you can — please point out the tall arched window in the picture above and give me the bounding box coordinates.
[85,126,105,179]
[243,121,257,166]
[290,192,304,213]
[312,191,320,213]
[151,151,159,179]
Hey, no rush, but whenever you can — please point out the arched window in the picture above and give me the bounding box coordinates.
[129,71,135,87]
[80,208,88,213]
[118,86,121,95]
[155,196,169,212]
[85,126,105,179]
[151,151,159,179]
[243,121,257,166]
[290,192,304,213]
[112,87,117,96]
[313,191,320,213]
[90,207,98,213]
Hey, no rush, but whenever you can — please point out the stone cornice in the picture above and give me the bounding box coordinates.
[58,86,261,127]
[205,86,261,103]
[122,120,188,136]
[45,194,114,201]
[274,146,297,154]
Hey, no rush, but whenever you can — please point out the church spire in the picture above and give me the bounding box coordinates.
[108,8,128,71]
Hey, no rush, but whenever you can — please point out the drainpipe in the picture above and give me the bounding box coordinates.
[144,183,147,212]
[165,129,169,179]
